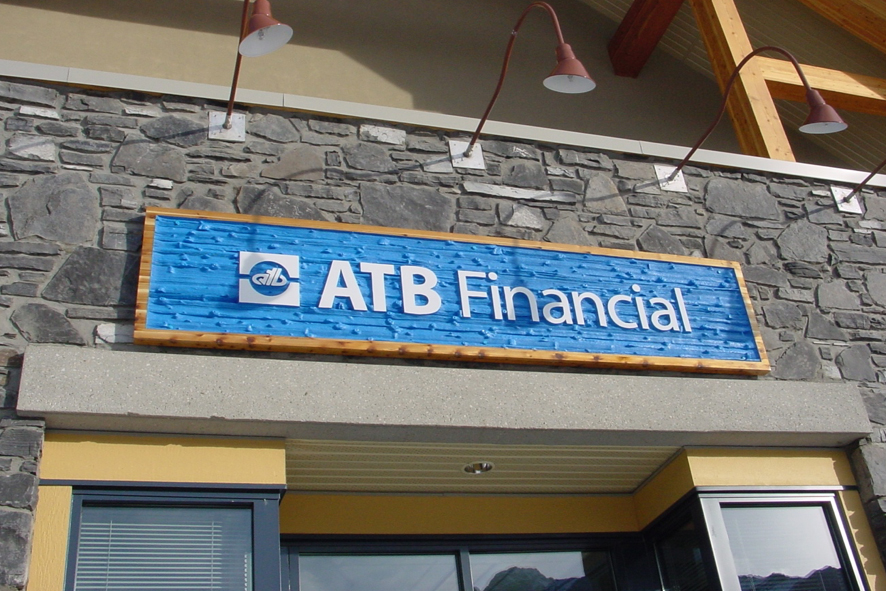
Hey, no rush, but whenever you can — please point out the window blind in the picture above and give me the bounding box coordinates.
[72,505,253,591]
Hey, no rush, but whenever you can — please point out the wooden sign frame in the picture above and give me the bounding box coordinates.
[135,208,770,375]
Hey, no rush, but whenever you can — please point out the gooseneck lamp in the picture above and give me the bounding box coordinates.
[223,0,293,129]
[463,1,595,158]
[666,45,846,181]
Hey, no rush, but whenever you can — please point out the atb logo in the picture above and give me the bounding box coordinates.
[238,252,300,307]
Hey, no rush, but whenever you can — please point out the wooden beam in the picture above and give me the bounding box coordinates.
[758,57,886,116]
[688,0,795,161]
[608,0,685,78]
[793,0,886,56]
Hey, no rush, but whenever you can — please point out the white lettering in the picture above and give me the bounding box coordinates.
[401,266,441,315]
[572,292,607,327]
[632,284,650,330]
[607,294,637,329]
[542,289,573,325]
[360,262,395,312]
[675,288,692,332]
[504,286,540,322]
[458,270,487,318]
[649,298,680,331]
[318,260,367,311]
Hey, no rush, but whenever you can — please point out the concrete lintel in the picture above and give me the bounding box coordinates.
[18,345,871,448]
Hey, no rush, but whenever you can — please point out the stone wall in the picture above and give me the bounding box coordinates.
[0,76,885,585]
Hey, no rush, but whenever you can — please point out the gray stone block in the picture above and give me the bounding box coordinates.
[499,203,546,230]
[8,172,99,244]
[83,114,137,129]
[261,146,324,180]
[250,114,300,143]
[342,143,395,173]
[583,173,626,214]
[0,81,58,106]
[637,226,686,255]
[11,304,84,345]
[657,207,702,228]
[308,120,354,136]
[59,151,103,167]
[141,115,204,147]
[818,281,861,310]
[776,220,828,263]
[65,95,123,113]
[0,428,41,459]
[0,284,38,298]
[743,266,789,287]
[501,160,547,189]
[42,247,138,306]
[833,244,886,264]
[84,125,126,142]
[361,183,454,232]
[545,218,592,246]
[762,301,804,329]
[771,341,820,379]
[111,138,187,182]
[36,121,78,137]
[0,473,37,510]
[180,196,235,213]
[0,509,32,589]
[705,177,781,220]
[61,139,115,154]
[867,272,886,307]
[235,186,329,221]
[837,345,878,382]
[806,312,849,340]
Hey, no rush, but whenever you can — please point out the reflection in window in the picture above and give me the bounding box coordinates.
[721,506,852,591]
[299,554,460,591]
[469,551,616,591]
[656,520,711,591]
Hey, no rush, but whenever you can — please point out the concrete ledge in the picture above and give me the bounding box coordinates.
[17,345,871,447]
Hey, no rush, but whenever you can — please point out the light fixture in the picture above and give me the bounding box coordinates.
[658,45,847,189]
[209,0,293,142]
[464,461,495,474]
[449,1,595,170]
[833,155,886,212]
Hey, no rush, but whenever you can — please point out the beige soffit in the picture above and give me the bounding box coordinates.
[581,0,886,171]
[286,439,679,494]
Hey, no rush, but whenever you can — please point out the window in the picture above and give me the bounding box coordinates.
[282,539,640,591]
[697,493,867,591]
[66,488,282,591]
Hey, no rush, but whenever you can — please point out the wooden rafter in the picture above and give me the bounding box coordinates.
[793,0,886,56]
[688,0,796,161]
[608,0,685,77]
[758,57,886,116]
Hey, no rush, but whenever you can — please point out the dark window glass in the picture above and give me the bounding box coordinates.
[299,554,460,591]
[469,551,616,591]
[72,505,253,591]
[656,520,711,591]
[721,506,852,591]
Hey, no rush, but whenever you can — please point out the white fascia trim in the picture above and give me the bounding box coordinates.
[3,58,883,189]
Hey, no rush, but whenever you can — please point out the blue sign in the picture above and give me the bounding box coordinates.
[137,210,768,374]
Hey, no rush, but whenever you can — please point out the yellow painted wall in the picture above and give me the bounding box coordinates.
[42,433,286,484]
[840,490,886,591]
[280,493,638,535]
[29,486,72,591]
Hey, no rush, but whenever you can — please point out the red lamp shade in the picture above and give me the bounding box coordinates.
[544,43,596,93]
[799,89,848,134]
[238,0,293,58]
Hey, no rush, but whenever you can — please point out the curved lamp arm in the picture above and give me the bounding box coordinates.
[667,45,846,181]
[224,0,293,129]
[464,2,595,157]
[839,156,886,203]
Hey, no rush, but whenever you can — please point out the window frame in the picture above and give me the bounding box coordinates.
[280,534,659,591]
[696,492,869,591]
[66,486,283,591]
